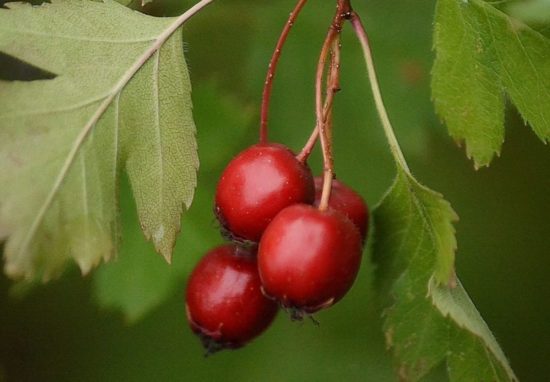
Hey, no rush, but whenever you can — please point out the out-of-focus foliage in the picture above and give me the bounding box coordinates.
[507,0,550,25]
[93,82,253,322]
[1,0,549,381]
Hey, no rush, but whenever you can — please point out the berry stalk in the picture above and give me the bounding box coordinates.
[315,0,352,211]
[259,0,309,144]
[296,36,341,163]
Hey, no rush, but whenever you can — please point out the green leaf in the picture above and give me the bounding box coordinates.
[93,82,254,321]
[375,169,458,289]
[432,0,550,167]
[373,169,517,381]
[0,0,201,280]
[353,7,517,379]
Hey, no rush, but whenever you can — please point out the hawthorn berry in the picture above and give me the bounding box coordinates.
[185,245,278,353]
[215,143,314,244]
[314,177,369,242]
[258,204,362,317]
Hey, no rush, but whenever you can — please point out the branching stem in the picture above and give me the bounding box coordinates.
[315,0,351,211]
[296,37,341,163]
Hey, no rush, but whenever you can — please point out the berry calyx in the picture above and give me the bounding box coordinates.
[314,177,369,241]
[258,204,362,317]
[185,245,278,353]
[215,143,315,244]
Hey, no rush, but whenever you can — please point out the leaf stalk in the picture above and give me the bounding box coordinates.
[348,11,411,174]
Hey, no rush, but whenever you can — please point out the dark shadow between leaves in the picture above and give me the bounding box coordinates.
[0,52,57,81]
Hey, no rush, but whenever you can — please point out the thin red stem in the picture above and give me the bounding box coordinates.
[316,0,351,211]
[316,38,335,211]
[297,37,341,163]
[259,0,309,144]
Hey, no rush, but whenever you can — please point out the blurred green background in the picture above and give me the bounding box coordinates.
[1,0,549,380]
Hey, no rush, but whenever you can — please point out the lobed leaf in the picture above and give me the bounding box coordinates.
[0,0,198,280]
[432,0,550,167]
[373,168,517,381]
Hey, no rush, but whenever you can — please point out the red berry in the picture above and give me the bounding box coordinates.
[314,177,369,242]
[215,143,314,244]
[258,204,362,317]
[185,245,278,353]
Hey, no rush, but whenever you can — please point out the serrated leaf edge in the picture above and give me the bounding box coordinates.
[3,0,213,278]
[433,0,550,168]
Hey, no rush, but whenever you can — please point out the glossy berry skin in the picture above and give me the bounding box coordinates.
[314,177,369,242]
[258,204,362,315]
[215,143,314,244]
[186,245,278,352]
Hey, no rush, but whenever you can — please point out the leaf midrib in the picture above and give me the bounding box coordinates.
[16,0,214,260]
[0,93,108,120]
[152,50,165,224]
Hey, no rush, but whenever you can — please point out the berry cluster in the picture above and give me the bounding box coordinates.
[185,0,370,353]
[185,143,369,353]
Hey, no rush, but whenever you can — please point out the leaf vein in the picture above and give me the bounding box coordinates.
[153,49,164,213]
[13,0,213,263]
[0,26,156,44]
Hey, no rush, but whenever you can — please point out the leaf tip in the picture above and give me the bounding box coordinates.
[161,251,173,264]
[472,158,491,171]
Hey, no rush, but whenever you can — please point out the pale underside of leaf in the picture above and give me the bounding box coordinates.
[0,0,199,280]
[429,276,517,381]
[432,0,550,168]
